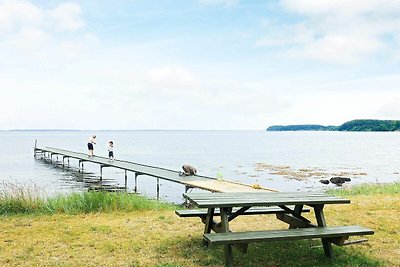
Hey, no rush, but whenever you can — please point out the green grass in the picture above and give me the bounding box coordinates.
[1,182,399,266]
[161,236,382,267]
[0,183,176,215]
[328,181,400,196]
[44,191,175,214]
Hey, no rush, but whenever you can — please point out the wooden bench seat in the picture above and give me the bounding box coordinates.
[204,225,374,245]
[175,206,310,218]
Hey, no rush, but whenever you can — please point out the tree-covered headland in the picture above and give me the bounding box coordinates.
[267,119,400,131]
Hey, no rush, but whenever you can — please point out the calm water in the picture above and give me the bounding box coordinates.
[0,130,399,203]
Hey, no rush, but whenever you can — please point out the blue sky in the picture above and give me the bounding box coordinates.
[1,0,400,130]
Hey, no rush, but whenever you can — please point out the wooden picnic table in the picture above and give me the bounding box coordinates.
[181,191,374,267]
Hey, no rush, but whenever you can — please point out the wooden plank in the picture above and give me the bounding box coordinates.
[184,192,350,208]
[184,192,348,202]
[183,179,275,192]
[175,206,311,217]
[314,204,334,258]
[188,198,349,207]
[220,208,233,267]
[184,191,348,198]
[185,195,347,202]
[204,225,374,245]
[36,146,277,194]
[40,147,186,183]
[276,213,316,228]
[204,208,215,235]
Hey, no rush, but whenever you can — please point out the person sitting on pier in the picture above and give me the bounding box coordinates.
[87,135,96,157]
[107,141,114,161]
[179,164,197,176]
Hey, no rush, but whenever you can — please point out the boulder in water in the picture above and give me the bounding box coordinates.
[330,177,351,186]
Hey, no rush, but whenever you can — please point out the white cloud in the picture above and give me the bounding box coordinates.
[281,0,400,17]
[47,2,85,32]
[377,98,400,118]
[0,0,43,32]
[266,89,400,127]
[286,34,383,65]
[0,1,95,63]
[0,1,85,33]
[256,0,400,65]
[147,65,198,87]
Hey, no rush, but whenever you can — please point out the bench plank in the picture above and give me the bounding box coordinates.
[184,192,350,208]
[204,225,374,245]
[175,206,310,217]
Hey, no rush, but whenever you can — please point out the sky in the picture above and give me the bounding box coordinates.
[1,0,400,130]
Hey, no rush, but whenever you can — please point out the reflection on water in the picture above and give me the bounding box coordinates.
[36,157,126,193]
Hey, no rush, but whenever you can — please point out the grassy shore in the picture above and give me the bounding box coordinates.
[0,183,399,266]
[0,185,174,215]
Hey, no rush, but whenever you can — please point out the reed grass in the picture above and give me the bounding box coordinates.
[328,181,400,196]
[45,191,175,214]
[0,182,45,214]
[0,182,175,215]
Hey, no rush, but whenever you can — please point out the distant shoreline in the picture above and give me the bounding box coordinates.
[267,119,400,132]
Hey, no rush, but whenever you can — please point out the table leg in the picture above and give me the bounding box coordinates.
[294,204,303,214]
[203,208,215,246]
[314,204,334,258]
[289,204,304,229]
[220,207,233,267]
[277,204,313,229]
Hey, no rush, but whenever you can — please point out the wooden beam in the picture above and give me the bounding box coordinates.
[314,205,334,258]
[276,213,316,228]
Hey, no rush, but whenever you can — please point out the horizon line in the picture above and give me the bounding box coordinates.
[2,129,265,132]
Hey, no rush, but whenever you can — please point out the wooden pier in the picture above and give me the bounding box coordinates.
[34,146,277,199]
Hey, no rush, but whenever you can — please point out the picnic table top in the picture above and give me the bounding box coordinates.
[183,191,350,208]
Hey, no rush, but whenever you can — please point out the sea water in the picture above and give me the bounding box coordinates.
[0,130,399,203]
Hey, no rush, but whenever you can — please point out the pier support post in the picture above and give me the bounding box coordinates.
[134,173,139,193]
[157,177,160,200]
[100,165,103,181]
[34,139,37,157]
[62,157,69,168]
[79,160,84,173]
[124,170,128,191]
[184,185,193,206]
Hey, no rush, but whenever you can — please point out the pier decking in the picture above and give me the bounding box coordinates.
[34,147,277,198]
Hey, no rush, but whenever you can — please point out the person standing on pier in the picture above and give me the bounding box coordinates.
[88,135,96,157]
[107,141,114,161]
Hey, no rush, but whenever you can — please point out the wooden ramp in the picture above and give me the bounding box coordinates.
[34,147,277,194]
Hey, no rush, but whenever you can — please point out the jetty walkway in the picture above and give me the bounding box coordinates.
[34,146,277,198]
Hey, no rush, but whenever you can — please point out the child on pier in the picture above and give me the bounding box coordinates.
[87,135,96,157]
[107,141,114,160]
